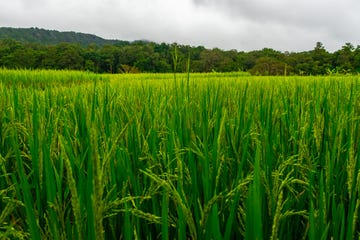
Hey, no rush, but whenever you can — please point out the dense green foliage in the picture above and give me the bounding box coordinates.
[1,28,360,75]
[0,69,359,239]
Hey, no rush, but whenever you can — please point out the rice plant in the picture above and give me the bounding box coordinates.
[0,69,359,239]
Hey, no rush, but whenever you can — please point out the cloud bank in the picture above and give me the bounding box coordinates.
[1,0,359,52]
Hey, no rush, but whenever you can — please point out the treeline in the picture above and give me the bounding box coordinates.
[0,38,359,75]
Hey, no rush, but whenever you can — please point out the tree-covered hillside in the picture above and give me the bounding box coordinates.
[0,27,124,46]
[0,27,359,75]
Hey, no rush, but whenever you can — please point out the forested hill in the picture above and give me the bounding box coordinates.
[0,27,124,45]
[1,27,359,75]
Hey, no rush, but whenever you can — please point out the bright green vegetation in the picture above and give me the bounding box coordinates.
[0,69,359,239]
[0,68,107,88]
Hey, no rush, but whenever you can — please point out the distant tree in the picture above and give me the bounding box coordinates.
[56,43,84,70]
[84,60,96,72]
[285,52,314,75]
[118,45,139,67]
[39,43,83,70]
[309,42,332,74]
[98,45,118,73]
[153,43,173,72]
[83,44,101,72]
[40,45,58,69]
[243,52,257,71]
[198,48,230,72]
[223,50,245,71]
[0,40,43,69]
[353,45,360,73]
[259,48,284,60]
[134,44,158,72]
[250,57,287,75]
[333,43,355,73]
[189,46,206,72]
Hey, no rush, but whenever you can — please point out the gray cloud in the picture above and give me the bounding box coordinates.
[1,0,359,52]
[192,0,360,50]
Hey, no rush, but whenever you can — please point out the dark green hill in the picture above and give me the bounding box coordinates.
[0,27,127,46]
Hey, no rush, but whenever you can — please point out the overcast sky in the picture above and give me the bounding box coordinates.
[1,0,359,52]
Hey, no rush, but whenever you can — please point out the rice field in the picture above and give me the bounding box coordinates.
[0,69,359,239]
